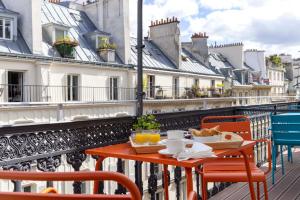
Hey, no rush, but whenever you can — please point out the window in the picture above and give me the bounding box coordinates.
[211,80,215,88]
[0,18,12,40]
[67,74,79,101]
[109,77,119,100]
[147,75,155,98]
[97,36,109,49]
[8,71,23,102]
[194,78,199,86]
[55,29,68,41]
[173,77,179,98]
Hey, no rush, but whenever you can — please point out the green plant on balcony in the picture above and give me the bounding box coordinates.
[133,114,161,131]
[53,36,78,58]
[191,84,201,98]
[268,55,282,67]
[98,43,117,51]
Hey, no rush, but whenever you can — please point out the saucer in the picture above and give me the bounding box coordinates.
[158,139,193,145]
[158,149,175,157]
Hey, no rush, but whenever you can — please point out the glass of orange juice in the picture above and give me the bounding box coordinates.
[149,130,161,145]
[132,131,146,144]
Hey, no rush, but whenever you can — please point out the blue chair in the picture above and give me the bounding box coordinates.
[270,114,300,184]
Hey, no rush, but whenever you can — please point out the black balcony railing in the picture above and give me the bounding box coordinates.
[0,101,299,199]
[0,84,293,104]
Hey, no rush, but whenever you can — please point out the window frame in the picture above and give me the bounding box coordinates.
[55,28,68,41]
[66,74,80,101]
[0,17,13,40]
[109,76,119,100]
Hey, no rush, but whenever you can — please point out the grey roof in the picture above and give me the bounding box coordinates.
[232,80,242,86]
[209,53,233,70]
[130,38,220,76]
[41,1,122,63]
[130,37,177,70]
[181,48,216,75]
[0,1,19,16]
[0,30,31,54]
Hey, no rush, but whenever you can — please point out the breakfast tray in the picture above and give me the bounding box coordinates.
[204,133,244,150]
[129,137,165,154]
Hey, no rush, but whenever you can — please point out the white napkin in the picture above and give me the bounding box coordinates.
[174,142,216,161]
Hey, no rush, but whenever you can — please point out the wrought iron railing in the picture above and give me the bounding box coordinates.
[0,84,295,105]
[0,101,299,199]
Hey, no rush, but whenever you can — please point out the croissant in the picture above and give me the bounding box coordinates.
[190,126,221,137]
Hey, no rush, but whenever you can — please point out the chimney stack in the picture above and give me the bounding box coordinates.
[191,32,209,64]
[149,17,182,68]
[48,0,60,3]
[84,0,130,64]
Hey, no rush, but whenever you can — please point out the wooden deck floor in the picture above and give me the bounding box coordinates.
[210,149,300,200]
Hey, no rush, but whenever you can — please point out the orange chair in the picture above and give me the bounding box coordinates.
[0,171,141,200]
[199,115,271,200]
[188,191,197,200]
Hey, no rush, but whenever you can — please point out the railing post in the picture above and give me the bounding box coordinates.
[174,166,182,200]
[135,161,143,195]
[12,181,22,192]
[37,156,62,188]
[66,151,87,194]
[115,159,127,194]
[148,163,158,200]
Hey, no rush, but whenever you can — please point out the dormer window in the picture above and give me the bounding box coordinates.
[0,18,13,40]
[55,28,68,41]
[97,36,108,49]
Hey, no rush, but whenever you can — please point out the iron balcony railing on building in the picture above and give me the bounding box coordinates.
[0,84,297,105]
[0,101,299,199]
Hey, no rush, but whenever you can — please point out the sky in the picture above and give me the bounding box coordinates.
[72,0,300,58]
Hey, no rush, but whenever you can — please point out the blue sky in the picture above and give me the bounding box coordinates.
[70,0,300,57]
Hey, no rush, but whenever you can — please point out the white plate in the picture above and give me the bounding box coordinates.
[158,149,174,157]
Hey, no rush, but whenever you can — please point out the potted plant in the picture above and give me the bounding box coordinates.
[53,36,78,58]
[191,84,201,98]
[133,114,161,131]
[98,42,117,62]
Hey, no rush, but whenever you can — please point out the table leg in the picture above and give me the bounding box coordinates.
[163,165,169,200]
[240,150,256,200]
[94,156,106,194]
[185,167,193,199]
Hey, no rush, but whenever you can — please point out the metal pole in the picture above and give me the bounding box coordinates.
[136,0,144,117]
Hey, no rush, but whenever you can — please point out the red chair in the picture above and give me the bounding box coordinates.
[188,191,197,200]
[0,171,141,200]
[199,115,271,200]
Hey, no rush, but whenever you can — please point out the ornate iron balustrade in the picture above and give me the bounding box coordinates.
[0,101,299,199]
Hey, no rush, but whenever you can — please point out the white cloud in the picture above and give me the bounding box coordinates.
[186,0,300,57]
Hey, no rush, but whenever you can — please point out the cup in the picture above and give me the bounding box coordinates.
[166,139,185,154]
[167,130,185,140]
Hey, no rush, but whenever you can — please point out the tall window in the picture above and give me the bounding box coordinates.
[109,77,119,100]
[194,78,199,86]
[67,75,79,101]
[147,75,155,98]
[8,71,23,102]
[173,77,179,98]
[0,18,12,40]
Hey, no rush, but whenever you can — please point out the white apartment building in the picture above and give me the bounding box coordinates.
[266,57,285,97]
[0,0,295,198]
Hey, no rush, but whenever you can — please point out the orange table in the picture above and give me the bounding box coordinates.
[86,141,256,200]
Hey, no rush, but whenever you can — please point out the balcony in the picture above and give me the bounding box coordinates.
[0,84,296,104]
[0,101,299,199]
